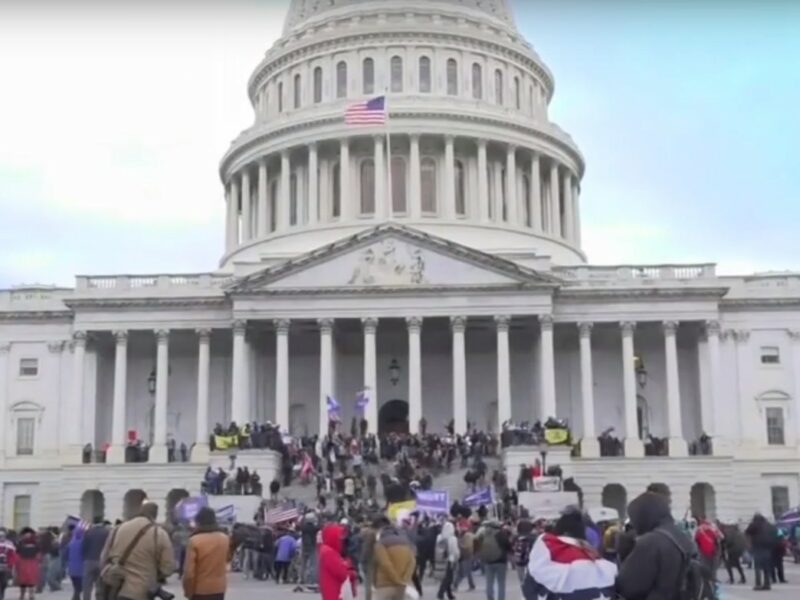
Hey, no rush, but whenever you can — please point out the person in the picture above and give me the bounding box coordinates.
[274,530,298,584]
[477,520,512,600]
[15,528,40,600]
[319,524,356,600]
[720,524,746,585]
[373,520,416,600]
[616,492,695,600]
[81,518,110,600]
[182,507,230,600]
[359,521,378,600]
[745,513,777,591]
[453,525,475,592]
[694,520,721,579]
[435,521,459,600]
[771,528,787,585]
[66,527,85,600]
[0,531,17,600]
[512,520,536,585]
[99,501,176,600]
[300,512,320,585]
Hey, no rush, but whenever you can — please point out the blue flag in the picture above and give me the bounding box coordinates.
[355,389,370,413]
[326,395,340,415]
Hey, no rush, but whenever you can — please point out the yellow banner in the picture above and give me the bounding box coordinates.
[214,434,238,450]
[544,428,569,445]
[387,500,416,521]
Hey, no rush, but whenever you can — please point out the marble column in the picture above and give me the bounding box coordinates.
[621,322,644,457]
[150,329,170,463]
[539,315,557,421]
[230,179,240,247]
[572,180,582,248]
[407,317,423,434]
[308,144,319,225]
[530,152,542,232]
[340,139,351,219]
[664,321,688,456]
[241,169,252,241]
[477,140,489,222]
[562,171,574,243]
[496,316,512,430]
[363,318,379,435]
[493,162,504,223]
[192,329,211,462]
[549,161,561,237]
[788,330,800,445]
[258,159,268,236]
[372,137,385,219]
[409,135,421,219]
[230,321,248,426]
[280,151,291,229]
[67,331,87,462]
[578,322,599,457]
[451,316,467,435]
[318,319,333,436]
[225,183,237,252]
[444,136,456,218]
[505,146,518,224]
[275,319,291,431]
[704,321,722,442]
[107,330,128,464]
[0,344,9,463]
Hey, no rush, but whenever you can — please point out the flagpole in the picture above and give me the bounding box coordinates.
[384,89,393,219]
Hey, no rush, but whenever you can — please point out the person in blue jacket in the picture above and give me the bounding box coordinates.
[65,527,85,600]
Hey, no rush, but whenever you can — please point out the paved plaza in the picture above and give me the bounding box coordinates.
[38,561,800,600]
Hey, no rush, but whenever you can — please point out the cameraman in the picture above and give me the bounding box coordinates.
[100,501,176,600]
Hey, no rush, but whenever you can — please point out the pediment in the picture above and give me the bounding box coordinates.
[230,225,558,294]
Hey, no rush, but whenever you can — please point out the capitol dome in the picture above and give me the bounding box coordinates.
[219,0,586,272]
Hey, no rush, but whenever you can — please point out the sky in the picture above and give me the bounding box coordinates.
[0,0,798,287]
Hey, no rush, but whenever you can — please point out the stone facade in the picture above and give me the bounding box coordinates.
[1,0,799,527]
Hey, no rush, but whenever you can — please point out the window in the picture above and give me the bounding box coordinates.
[336,61,348,98]
[269,180,278,232]
[360,159,375,215]
[454,160,466,216]
[522,174,531,227]
[494,69,504,105]
[289,173,298,226]
[761,346,780,365]
[391,157,407,214]
[514,76,521,109]
[277,81,284,112]
[362,58,374,94]
[293,74,302,109]
[446,59,458,95]
[16,417,34,455]
[421,158,437,213]
[331,163,341,218]
[313,67,322,103]
[418,56,431,93]
[18,358,38,377]
[13,495,31,530]
[771,486,790,520]
[471,63,482,99]
[390,56,403,93]
[766,407,785,445]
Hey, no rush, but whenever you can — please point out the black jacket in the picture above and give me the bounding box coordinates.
[617,492,694,600]
[81,525,110,562]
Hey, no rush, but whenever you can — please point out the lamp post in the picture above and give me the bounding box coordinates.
[635,355,648,389]
[388,357,401,386]
[147,369,156,395]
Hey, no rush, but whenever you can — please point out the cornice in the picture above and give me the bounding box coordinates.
[233,283,550,298]
[721,297,800,309]
[557,286,730,301]
[63,297,228,310]
[0,310,73,322]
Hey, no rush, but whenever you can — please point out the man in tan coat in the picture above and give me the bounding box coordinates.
[374,522,416,600]
[182,507,229,600]
[100,501,176,600]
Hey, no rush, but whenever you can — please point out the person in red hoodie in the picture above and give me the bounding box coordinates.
[695,519,722,577]
[319,524,357,600]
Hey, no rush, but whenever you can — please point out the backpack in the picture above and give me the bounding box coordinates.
[513,534,533,567]
[479,528,503,563]
[654,528,714,600]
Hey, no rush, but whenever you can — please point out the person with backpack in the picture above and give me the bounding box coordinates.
[746,513,777,591]
[512,521,536,585]
[617,491,702,600]
[476,520,512,600]
[435,521,459,600]
[0,531,17,600]
[453,525,475,592]
[694,520,721,579]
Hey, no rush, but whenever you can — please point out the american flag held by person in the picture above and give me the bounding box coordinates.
[266,504,300,525]
[344,95,387,125]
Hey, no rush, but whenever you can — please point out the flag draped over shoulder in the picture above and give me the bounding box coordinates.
[523,533,617,600]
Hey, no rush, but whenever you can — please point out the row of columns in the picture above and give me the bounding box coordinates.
[223,137,581,252]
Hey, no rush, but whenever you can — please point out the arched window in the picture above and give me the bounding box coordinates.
[331,163,341,218]
[289,173,298,225]
[360,159,375,215]
[390,56,403,93]
[362,57,374,95]
[471,63,482,100]
[313,67,323,103]
[336,61,348,98]
[446,58,458,96]
[391,156,407,214]
[293,73,302,109]
[269,180,278,231]
[421,158,437,213]
[514,76,521,109]
[419,56,431,93]
[494,69,504,105]
[278,81,284,112]
[522,174,531,227]
[454,160,466,216]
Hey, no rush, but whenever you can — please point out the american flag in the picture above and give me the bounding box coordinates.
[266,504,300,524]
[345,95,387,125]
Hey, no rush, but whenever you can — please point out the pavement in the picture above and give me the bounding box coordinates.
[39,560,800,600]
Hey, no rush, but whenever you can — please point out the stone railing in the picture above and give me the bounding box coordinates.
[75,273,234,291]
[555,263,716,283]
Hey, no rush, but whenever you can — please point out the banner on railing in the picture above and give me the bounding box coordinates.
[215,504,236,522]
[415,490,450,514]
[463,487,493,507]
[532,476,561,492]
[214,434,238,450]
[544,428,569,445]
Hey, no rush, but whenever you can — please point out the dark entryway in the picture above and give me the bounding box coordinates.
[379,399,409,435]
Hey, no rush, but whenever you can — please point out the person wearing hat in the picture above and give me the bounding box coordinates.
[182,507,230,600]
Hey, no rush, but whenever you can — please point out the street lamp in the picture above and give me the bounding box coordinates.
[388,358,401,386]
[634,355,648,389]
[147,369,157,396]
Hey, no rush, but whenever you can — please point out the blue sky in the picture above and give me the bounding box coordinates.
[0,0,798,287]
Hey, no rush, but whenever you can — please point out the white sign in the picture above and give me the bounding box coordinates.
[532,476,561,492]
[518,491,579,520]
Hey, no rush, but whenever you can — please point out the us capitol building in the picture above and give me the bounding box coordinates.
[2,0,799,527]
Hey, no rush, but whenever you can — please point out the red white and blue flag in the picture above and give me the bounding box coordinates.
[345,95,387,125]
[266,504,300,525]
[523,533,617,600]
